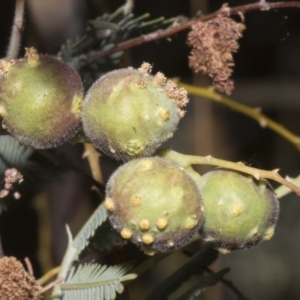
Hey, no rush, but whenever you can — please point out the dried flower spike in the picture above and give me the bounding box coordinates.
[0,256,42,300]
[187,16,246,95]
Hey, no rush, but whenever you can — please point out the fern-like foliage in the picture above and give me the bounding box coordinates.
[0,135,35,173]
[176,268,230,300]
[59,5,188,88]
[81,219,125,255]
[52,204,110,298]
[60,263,137,300]
[72,204,108,254]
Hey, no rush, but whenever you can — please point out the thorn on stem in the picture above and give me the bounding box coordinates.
[24,257,33,277]
[259,0,271,11]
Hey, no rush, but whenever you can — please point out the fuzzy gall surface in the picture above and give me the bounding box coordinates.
[0,48,83,149]
[198,169,279,253]
[104,157,203,255]
[82,63,188,161]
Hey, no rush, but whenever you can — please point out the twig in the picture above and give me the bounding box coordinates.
[6,0,25,59]
[24,257,33,277]
[179,83,300,151]
[37,150,105,193]
[204,266,251,300]
[275,174,300,199]
[82,143,104,185]
[159,149,300,195]
[84,1,300,65]
[38,266,60,285]
[38,277,64,295]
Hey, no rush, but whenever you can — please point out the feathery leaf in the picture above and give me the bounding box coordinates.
[60,263,137,300]
[73,204,108,254]
[59,5,188,88]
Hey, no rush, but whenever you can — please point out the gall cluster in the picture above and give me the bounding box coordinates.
[0,48,279,255]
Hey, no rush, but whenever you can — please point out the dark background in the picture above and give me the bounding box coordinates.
[0,0,300,299]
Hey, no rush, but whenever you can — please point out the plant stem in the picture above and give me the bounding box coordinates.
[204,266,251,300]
[37,149,105,193]
[84,1,300,65]
[51,226,77,298]
[6,0,25,59]
[38,266,60,285]
[275,174,300,199]
[159,149,300,196]
[179,83,300,152]
[83,143,104,185]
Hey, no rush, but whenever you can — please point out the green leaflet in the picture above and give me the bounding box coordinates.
[81,220,124,255]
[52,204,129,298]
[60,263,137,300]
[73,204,108,254]
[0,135,35,173]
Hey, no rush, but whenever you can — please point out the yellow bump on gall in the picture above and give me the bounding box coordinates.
[166,132,173,139]
[125,139,145,156]
[25,47,40,65]
[144,249,155,256]
[158,108,170,121]
[185,215,198,229]
[156,218,168,230]
[179,109,186,118]
[0,59,11,74]
[139,219,150,230]
[249,227,258,237]
[142,233,154,244]
[141,159,153,170]
[218,248,231,255]
[168,241,174,247]
[121,228,133,239]
[263,227,275,241]
[71,93,83,115]
[203,235,215,242]
[231,203,244,217]
[218,198,223,206]
[0,104,6,116]
[131,196,142,207]
[104,198,114,211]
[108,145,116,153]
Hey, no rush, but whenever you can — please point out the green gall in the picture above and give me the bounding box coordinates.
[105,157,203,254]
[198,169,279,253]
[0,47,83,148]
[82,63,188,161]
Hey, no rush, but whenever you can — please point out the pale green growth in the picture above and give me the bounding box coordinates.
[0,47,83,149]
[105,157,203,254]
[82,64,188,161]
[198,169,279,252]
